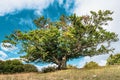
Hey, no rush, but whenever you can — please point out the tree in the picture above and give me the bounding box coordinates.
[107,53,120,65]
[3,10,118,70]
[84,61,99,69]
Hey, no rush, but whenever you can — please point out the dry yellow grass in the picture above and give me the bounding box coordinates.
[0,65,120,80]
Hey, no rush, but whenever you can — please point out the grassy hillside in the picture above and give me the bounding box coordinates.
[0,65,120,80]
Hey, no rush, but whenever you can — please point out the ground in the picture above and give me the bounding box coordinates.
[0,65,120,80]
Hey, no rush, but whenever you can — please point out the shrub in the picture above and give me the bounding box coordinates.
[41,66,57,73]
[23,64,38,72]
[0,60,4,73]
[0,59,38,74]
[107,54,120,65]
[2,59,24,73]
[67,64,78,69]
[84,61,99,69]
[11,65,24,73]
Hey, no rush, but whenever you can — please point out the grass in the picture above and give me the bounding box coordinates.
[0,65,120,80]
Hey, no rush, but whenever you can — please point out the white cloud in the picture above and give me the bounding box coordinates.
[7,57,20,60]
[74,0,119,15]
[0,0,54,16]
[73,0,120,68]
[35,64,57,71]
[78,54,109,68]
[90,54,109,66]
[74,0,120,32]
[0,43,17,52]
[0,51,7,60]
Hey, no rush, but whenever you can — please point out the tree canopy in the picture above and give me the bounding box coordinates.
[3,10,118,69]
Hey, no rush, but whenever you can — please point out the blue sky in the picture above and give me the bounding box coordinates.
[0,0,120,68]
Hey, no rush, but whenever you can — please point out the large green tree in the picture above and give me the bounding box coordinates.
[3,10,118,70]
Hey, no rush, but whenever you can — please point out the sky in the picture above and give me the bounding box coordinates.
[0,0,120,69]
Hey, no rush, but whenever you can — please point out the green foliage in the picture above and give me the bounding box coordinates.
[0,60,4,73]
[0,60,38,74]
[41,66,57,73]
[3,10,118,70]
[84,61,99,69]
[23,64,38,72]
[67,64,78,69]
[107,54,120,65]
[2,59,24,74]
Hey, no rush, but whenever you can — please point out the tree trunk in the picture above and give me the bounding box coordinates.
[57,56,67,70]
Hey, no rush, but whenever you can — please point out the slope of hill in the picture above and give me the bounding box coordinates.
[0,65,120,80]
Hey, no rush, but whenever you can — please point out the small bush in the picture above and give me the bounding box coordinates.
[0,59,38,74]
[107,54,120,65]
[11,65,24,73]
[67,64,78,69]
[84,61,99,69]
[23,64,38,72]
[0,60,4,73]
[41,66,57,73]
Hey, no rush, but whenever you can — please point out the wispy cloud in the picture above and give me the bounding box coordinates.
[0,0,54,16]
[0,43,17,52]
[7,57,20,60]
[0,51,7,60]
[19,18,36,30]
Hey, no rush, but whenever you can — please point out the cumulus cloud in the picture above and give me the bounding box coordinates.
[73,0,120,67]
[0,43,17,52]
[0,0,54,16]
[0,51,7,60]
[78,54,110,68]
[74,0,119,15]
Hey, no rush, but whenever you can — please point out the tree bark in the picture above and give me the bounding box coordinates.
[57,55,67,70]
